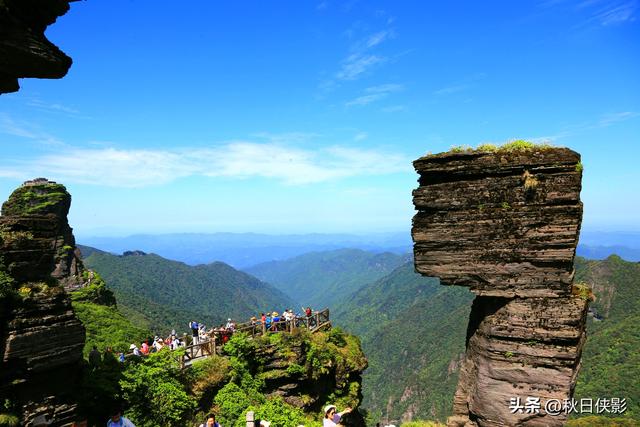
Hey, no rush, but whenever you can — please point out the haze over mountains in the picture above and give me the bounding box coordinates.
[78,230,640,268]
[245,248,410,308]
[78,232,413,268]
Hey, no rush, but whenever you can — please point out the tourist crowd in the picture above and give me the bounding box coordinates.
[87,307,320,363]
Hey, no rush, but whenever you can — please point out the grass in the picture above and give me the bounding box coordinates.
[439,140,555,156]
[401,421,447,427]
[522,170,539,190]
[572,282,595,301]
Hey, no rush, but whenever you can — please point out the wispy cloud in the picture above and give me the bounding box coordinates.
[433,84,469,96]
[26,99,80,115]
[250,131,321,144]
[354,132,368,141]
[526,111,638,142]
[433,73,486,96]
[345,83,403,107]
[381,105,407,113]
[596,111,639,127]
[585,1,637,25]
[0,113,64,146]
[321,16,397,91]
[541,0,637,27]
[336,53,386,81]
[0,142,410,187]
[365,30,393,48]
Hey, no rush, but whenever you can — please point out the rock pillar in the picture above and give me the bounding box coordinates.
[411,147,588,426]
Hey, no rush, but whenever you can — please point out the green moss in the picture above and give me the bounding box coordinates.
[449,144,472,153]
[2,185,69,216]
[285,363,305,376]
[576,161,584,172]
[0,230,33,245]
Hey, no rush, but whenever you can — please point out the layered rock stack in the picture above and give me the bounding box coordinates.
[0,0,76,94]
[411,145,588,427]
[0,178,86,426]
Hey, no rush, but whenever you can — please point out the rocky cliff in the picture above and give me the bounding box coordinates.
[0,178,86,426]
[0,0,76,94]
[411,144,588,426]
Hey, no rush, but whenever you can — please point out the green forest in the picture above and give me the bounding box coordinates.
[246,248,408,308]
[73,276,366,427]
[76,247,640,425]
[82,251,296,334]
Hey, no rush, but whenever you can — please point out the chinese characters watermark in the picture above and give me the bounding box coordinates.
[509,397,627,416]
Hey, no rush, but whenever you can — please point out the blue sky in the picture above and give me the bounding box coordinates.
[0,0,638,236]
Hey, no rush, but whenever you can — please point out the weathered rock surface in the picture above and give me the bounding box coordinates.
[0,0,76,94]
[411,147,587,426]
[1,178,85,289]
[0,178,86,426]
[413,148,582,298]
[253,331,368,426]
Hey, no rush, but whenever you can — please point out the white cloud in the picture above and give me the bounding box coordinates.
[2,142,410,188]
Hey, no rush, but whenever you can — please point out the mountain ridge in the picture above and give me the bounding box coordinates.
[82,250,297,334]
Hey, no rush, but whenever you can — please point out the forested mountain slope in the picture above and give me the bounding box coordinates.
[335,256,640,423]
[334,262,474,423]
[83,250,296,334]
[245,248,408,308]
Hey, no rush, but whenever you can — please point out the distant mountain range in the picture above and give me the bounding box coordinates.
[78,231,640,268]
[77,232,414,268]
[577,230,640,261]
[81,249,296,334]
[245,248,409,308]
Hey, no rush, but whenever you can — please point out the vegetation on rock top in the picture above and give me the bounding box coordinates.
[429,139,557,157]
[1,183,70,216]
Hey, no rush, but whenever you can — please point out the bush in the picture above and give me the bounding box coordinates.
[213,382,252,426]
[239,397,319,427]
[120,350,194,427]
[565,416,639,427]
